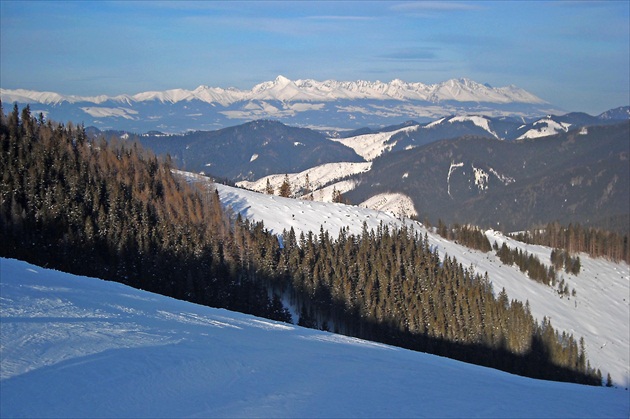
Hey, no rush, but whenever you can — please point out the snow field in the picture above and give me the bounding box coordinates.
[1,257,627,418]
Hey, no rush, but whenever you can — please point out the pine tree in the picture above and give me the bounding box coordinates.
[332,186,343,203]
[265,178,274,195]
[279,174,291,198]
[304,173,313,200]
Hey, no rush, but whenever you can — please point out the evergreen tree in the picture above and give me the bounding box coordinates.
[332,186,343,203]
[606,373,613,387]
[279,174,291,198]
[265,178,274,195]
[304,173,313,200]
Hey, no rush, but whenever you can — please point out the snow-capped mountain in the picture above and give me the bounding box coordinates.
[1,76,548,106]
[0,76,562,132]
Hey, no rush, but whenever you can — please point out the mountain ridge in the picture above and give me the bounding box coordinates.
[0,76,562,132]
[1,76,548,106]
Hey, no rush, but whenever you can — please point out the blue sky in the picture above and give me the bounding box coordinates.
[1,1,628,114]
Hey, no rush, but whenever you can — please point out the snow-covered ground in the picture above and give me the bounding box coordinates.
[517,118,572,139]
[1,257,627,418]
[359,192,418,218]
[236,162,372,198]
[213,183,630,387]
[328,125,419,161]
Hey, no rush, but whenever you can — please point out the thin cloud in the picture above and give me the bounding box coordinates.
[380,49,439,61]
[306,15,375,21]
[391,1,482,13]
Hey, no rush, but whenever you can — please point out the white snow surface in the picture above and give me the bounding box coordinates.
[2,257,628,418]
[359,193,418,218]
[236,162,372,199]
[517,118,572,139]
[80,106,139,120]
[0,76,547,107]
[210,183,630,387]
[329,125,419,161]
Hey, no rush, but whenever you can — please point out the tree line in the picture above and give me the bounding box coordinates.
[436,221,578,297]
[0,103,602,385]
[511,222,629,264]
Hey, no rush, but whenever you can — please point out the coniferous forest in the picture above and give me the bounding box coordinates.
[510,222,629,265]
[0,103,602,385]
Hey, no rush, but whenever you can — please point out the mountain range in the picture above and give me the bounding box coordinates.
[1,76,564,132]
[82,105,627,232]
[2,102,629,417]
[346,121,630,232]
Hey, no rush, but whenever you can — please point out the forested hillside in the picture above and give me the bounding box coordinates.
[0,103,290,321]
[0,104,602,384]
[347,123,630,233]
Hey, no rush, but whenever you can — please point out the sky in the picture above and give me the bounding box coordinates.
[1,1,628,114]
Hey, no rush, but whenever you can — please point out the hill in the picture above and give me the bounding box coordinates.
[346,122,630,232]
[135,119,363,180]
[207,180,629,387]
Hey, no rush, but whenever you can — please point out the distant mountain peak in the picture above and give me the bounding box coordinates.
[274,75,292,84]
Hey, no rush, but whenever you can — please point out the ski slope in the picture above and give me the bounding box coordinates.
[1,257,627,418]
[213,183,630,386]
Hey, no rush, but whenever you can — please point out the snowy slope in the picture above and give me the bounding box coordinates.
[517,118,572,139]
[1,257,628,418]
[359,192,418,218]
[209,183,630,386]
[329,125,419,160]
[236,162,372,197]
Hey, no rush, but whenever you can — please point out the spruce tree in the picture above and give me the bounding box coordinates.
[279,174,291,197]
[265,178,274,195]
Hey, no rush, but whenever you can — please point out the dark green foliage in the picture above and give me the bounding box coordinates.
[496,243,557,286]
[550,248,581,275]
[437,221,493,252]
[0,102,291,322]
[265,222,599,385]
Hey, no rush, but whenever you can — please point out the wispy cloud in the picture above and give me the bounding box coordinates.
[379,48,439,61]
[306,15,375,21]
[391,1,482,13]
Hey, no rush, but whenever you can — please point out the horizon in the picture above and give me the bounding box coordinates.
[1,1,629,115]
